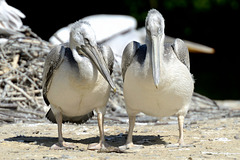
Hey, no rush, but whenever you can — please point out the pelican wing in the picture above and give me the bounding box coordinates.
[45,109,94,124]
[42,44,66,105]
[98,44,114,75]
[171,38,190,70]
[121,41,141,81]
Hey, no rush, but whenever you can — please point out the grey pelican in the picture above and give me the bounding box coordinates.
[0,0,25,35]
[121,9,194,149]
[42,20,116,150]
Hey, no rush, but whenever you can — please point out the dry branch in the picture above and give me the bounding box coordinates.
[0,103,17,110]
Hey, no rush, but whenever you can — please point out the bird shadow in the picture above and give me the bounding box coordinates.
[4,134,167,148]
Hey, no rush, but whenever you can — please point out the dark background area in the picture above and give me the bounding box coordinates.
[7,0,240,100]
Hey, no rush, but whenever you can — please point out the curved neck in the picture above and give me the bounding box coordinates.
[70,47,98,84]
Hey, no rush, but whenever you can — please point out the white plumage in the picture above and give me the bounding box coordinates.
[121,9,194,149]
[42,21,115,150]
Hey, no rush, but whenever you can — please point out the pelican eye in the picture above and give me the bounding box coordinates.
[171,44,175,51]
[76,46,84,55]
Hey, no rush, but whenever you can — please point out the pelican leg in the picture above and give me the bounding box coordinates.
[88,112,109,150]
[165,115,185,148]
[178,115,185,145]
[120,115,143,150]
[166,114,193,148]
[51,110,76,150]
[56,112,64,144]
[126,115,135,146]
[176,115,193,147]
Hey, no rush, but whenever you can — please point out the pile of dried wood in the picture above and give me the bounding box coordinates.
[0,30,52,123]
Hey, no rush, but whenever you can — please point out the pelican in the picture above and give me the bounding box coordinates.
[0,0,25,35]
[42,20,116,150]
[121,9,194,149]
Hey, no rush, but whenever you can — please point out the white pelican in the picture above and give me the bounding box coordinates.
[121,9,194,149]
[42,20,116,150]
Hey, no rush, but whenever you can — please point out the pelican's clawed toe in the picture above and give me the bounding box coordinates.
[119,142,144,150]
[50,142,77,150]
[87,142,110,151]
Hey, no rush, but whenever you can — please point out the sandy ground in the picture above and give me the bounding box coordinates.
[0,117,240,160]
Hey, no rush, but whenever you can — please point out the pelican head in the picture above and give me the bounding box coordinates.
[145,9,165,88]
[69,20,116,91]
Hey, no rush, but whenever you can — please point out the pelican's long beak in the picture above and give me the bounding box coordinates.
[151,35,163,88]
[81,45,116,91]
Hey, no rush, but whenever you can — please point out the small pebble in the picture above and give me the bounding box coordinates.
[234,135,239,139]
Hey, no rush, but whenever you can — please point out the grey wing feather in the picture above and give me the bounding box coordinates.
[46,109,94,124]
[42,45,65,105]
[99,44,114,75]
[172,38,190,70]
[192,92,219,108]
[121,41,141,81]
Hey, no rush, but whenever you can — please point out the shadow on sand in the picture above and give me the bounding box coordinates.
[4,134,167,148]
